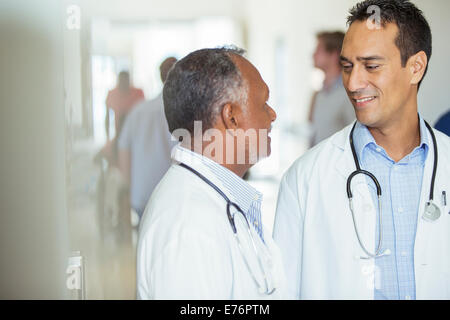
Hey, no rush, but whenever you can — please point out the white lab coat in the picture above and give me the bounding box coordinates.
[137,157,287,300]
[274,123,450,299]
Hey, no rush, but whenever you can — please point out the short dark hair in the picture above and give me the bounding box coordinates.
[316,31,345,54]
[347,0,432,89]
[163,46,246,134]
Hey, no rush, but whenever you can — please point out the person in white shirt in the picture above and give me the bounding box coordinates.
[118,57,177,218]
[137,47,287,299]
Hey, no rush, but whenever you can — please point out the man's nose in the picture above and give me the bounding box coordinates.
[269,105,277,122]
[346,66,368,93]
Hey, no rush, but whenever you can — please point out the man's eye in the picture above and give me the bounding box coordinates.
[366,65,379,70]
[342,65,352,72]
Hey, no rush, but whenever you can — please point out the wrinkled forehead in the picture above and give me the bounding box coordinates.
[342,20,400,59]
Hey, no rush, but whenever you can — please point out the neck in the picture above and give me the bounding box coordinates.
[368,107,420,163]
[183,140,250,178]
[221,163,249,179]
[323,65,341,89]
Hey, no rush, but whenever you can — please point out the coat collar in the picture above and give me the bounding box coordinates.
[331,117,432,179]
[171,144,262,215]
[331,122,357,180]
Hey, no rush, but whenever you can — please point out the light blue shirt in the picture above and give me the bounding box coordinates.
[118,94,177,216]
[172,145,264,240]
[353,117,430,300]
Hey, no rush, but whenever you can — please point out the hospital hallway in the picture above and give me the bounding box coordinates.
[1,0,450,300]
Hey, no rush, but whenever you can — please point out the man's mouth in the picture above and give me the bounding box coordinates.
[352,96,377,107]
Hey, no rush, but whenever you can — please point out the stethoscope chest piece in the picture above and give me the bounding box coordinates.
[423,201,441,222]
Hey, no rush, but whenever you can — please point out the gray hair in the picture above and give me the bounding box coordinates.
[163,46,247,134]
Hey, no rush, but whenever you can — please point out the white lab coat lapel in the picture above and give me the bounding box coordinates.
[414,126,434,297]
[415,128,450,299]
[332,126,376,299]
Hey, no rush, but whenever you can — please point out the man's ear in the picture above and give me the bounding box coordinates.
[409,51,428,85]
[222,103,239,130]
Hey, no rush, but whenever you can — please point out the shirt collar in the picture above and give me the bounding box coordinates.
[171,144,262,214]
[352,115,430,163]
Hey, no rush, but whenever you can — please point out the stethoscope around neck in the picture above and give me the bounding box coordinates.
[178,163,276,295]
[347,120,440,260]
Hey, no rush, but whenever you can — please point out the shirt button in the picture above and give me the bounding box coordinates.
[401,251,407,257]
[405,295,411,300]
[376,147,382,153]
[398,207,404,213]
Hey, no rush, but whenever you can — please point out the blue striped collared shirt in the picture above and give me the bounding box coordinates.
[352,117,429,300]
[172,145,264,240]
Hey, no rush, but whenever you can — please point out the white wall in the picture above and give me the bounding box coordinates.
[0,0,70,299]
[82,0,243,21]
[413,0,450,124]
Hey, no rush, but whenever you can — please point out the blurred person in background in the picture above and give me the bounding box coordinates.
[309,31,355,147]
[435,109,450,136]
[137,47,286,299]
[99,71,145,167]
[118,57,178,219]
[106,71,145,141]
[95,71,145,247]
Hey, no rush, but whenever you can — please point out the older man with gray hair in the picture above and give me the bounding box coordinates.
[136,47,287,300]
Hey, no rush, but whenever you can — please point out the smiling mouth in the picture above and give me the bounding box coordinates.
[353,96,377,106]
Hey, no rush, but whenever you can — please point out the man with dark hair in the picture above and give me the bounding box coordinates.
[137,47,286,299]
[309,31,354,146]
[274,0,450,299]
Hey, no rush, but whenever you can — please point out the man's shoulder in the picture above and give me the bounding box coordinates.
[143,164,224,224]
[131,87,144,96]
[286,125,350,179]
[139,164,229,248]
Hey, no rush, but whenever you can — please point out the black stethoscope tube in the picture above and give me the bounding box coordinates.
[177,162,276,295]
[347,118,438,203]
[179,162,244,234]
